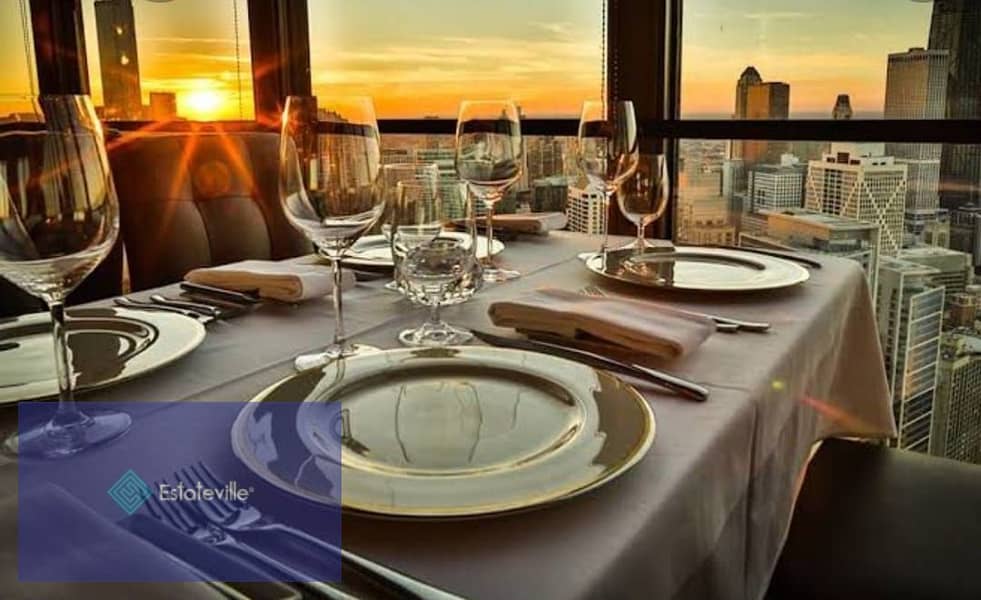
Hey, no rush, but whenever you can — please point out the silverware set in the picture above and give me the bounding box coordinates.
[145,462,463,600]
[114,289,258,323]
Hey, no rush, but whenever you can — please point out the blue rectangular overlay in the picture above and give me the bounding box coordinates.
[18,401,341,583]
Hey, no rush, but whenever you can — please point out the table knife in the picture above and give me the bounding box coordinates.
[471,329,709,402]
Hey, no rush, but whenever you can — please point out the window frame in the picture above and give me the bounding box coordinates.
[28,0,981,238]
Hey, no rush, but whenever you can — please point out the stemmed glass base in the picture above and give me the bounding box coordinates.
[399,321,472,347]
[6,409,132,459]
[482,267,520,282]
[294,344,379,371]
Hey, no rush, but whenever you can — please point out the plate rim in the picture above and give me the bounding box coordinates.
[230,346,655,519]
[344,232,504,267]
[0,307,206,404]
[584,246,810,292]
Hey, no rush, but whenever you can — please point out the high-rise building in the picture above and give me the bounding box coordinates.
[414,147,465,219]
[530,176,569,213]
[900,245,975,297]
[805,144,908,256]
[733,66,763,121]
[928,0,981,209]
[567,185,606,235]
[933,330,981,463]
[884,48,949,236]
[747,156,805,212]
[949,205,981,269]
[948,292,978,328]
[742,82,790,165]
[94,0,143,120]
[877,257,945,454]
[147,91,177,121]
[739,207,881,291]
[924,209,952,247]
[832,94,853,120]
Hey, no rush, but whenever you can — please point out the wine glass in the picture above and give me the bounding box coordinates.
[577,100,640,255]
[393,181,476,347]
[0,95,131,458]
[280,96,386,371]
[455,100,523,282]
[380,162,440,291]
[618,154,669,252]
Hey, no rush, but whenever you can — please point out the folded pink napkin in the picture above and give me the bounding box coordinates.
[186,260,355,302]
[455,212,568,234]
[488,288,714,360]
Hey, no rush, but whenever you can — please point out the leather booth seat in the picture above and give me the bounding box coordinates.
[109,131,311,291]
[767,438,981,599]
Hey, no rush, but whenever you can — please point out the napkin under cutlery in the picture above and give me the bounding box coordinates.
[488,288,714,360]
[185,260,355,303]
[455,211,568,235]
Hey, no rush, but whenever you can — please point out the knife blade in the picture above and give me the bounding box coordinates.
[471,329,709,402]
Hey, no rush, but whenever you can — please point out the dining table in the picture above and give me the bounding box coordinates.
[0,231,896,600]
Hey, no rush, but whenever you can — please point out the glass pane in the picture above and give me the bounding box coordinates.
[81,0,254,121]
[681,0,980,120]
[677,138,981,462]
[308,0,604,118]
[0,2,38,119]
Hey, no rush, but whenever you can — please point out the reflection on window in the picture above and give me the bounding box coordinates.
[82,0,253,121]
[0,1,38,120]
[308,0,603,118]
[678,137,981,464]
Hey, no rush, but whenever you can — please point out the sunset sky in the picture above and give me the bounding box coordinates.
[0,0,938,120]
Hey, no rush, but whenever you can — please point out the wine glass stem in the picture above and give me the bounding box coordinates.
[330,258,346,347]
[602,189,614,255]
[637,222,646,250]
[428,298,442,325]
[485,200,497,269]
[49,302,84,428]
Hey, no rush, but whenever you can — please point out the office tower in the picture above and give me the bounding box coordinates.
[567,185,605,235]
[147,91,177,121]
[805,144,907,256]
[413,147,465,219]
[733,66,763,121]
[530,176,569,213]
[739,207,881,290]
[885,48,949,235]
[949,205,981,269]
[929,0,981,209]
[747,157,805,212]
[94,0,143,120]
[900,245,975,296]
[877,257,945,454]
[947,292,978,328]
[722,158,745,202]
[832,94,853,120]
[525,137,566,183]
[933,331,981,463]
[742,82,791,165]
[924,209,951,247]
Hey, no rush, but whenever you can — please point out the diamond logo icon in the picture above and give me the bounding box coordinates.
[107,469,153,515]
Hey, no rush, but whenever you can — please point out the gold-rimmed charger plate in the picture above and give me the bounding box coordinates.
[0,307,206,404]
[230,347,655,518]
[584,246,810,292]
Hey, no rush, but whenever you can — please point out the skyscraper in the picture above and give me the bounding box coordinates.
[900,244,975,296]
[747,159,805,212]
[733,66,763,121]
[885,48,949,236]
[805,144,908,256]
[832,94,853,120]
[933,330,981,463]
[567,185,605,235]
[877,257,945,454]
[928,0,981,209]
[94,0,143,120]
[742,82,791,164]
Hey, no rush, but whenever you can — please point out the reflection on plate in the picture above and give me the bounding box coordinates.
[231,347,655,518]
[584,246,810,292]
[0,307,206,404]
[344,232,503,268]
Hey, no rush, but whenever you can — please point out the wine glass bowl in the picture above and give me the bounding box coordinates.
[577,100,641,254]
[398,239,476,347]
[280,96,385,370]
[0,95,131,458]
[455,100,523,282]
[617,154,669,251]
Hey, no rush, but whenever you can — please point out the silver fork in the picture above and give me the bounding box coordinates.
[581,285,770,333]
[146,478,357,600]
[182,462,465,600]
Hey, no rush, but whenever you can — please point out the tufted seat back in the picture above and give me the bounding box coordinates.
[109,132,311,291]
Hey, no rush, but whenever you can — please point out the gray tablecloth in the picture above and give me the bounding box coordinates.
[0,232,895,600]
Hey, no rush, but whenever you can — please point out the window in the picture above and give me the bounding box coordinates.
[0,1,38,120]
[307,0,604,118]
[80,0,253,121]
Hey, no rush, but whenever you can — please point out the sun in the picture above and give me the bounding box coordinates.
[181,89,225,121]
